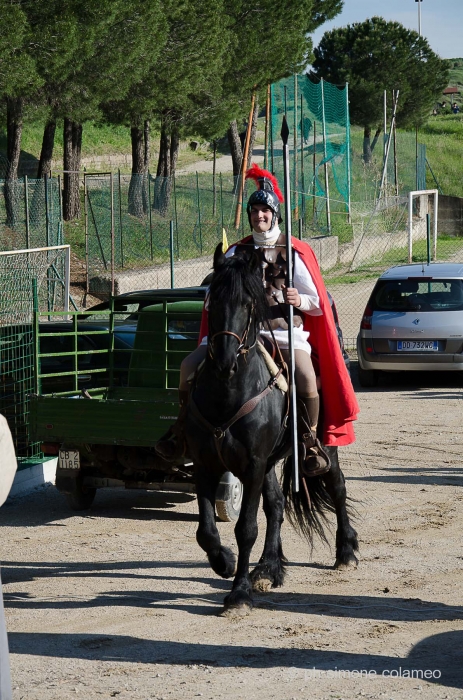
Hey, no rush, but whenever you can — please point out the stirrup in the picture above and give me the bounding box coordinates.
[299,438,331,477]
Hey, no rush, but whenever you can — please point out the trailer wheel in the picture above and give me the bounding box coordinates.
[215,474,243,522]
[65,484,96,511]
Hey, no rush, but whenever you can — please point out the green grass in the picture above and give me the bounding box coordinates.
[322,235,463,286]
[420,117,463,197]
[0,120,135,161]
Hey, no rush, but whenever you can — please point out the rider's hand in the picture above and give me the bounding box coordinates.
[282,286,301,308]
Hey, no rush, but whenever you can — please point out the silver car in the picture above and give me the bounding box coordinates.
[357,262,463,387]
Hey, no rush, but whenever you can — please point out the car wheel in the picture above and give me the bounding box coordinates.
[358,365,379,388]
[65,484,96,511]
[215,473,243,522]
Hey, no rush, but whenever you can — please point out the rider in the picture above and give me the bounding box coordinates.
[155,164,359,473]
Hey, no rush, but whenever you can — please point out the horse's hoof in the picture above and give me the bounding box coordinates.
[220,603,252,618]
[208,546,237,579]
[251,576,273,593]
[334,556,358,570]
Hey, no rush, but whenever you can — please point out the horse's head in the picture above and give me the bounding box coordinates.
[207,242,267,379]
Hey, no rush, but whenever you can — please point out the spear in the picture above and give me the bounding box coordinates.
[281,115,299,493]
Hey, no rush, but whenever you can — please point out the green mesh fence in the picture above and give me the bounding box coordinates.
[86,171,249,296]
[0,177,62,251]
[0,246,69,464]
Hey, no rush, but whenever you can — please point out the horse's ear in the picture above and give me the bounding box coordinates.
[213,242,225,271]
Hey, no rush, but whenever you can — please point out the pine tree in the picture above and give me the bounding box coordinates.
[311,17,449,162]
[0,0,41,223]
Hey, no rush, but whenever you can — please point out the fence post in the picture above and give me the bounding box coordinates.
[220,173,224,234]
[293,73,298,221]
[24,175,30,249]
[320,79,331,233]
[170,220,175,289]
[32,278,39,394]
[58,174,64,245]
[300,93,305,225]
[118,169,124,268]
[173,173,179,258]
[110,172,115,298]
[270,83,274,174]
[148,170,153,261]
[264,83,270,171]
[346,82,352,224]
[426,213,431,265]
[44,173,50,247]
[196,171,203,254]
[84,174,89,303]
[313,120,317,220]
[64,245,70,315]
[212,141,217,216]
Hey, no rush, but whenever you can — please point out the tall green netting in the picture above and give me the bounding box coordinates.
[268,75,350,234]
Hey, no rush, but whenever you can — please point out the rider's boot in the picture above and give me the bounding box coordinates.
[155,389,189,462]
[297,395,331,477]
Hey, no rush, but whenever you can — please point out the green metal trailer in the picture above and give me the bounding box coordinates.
[29,292,243,521]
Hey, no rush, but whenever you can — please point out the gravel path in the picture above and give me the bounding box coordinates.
[1,366,463,699]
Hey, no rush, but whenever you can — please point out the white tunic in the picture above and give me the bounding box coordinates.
[202,242,323,356]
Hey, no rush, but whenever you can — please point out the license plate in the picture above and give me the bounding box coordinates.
[397,340,438,351]
[58,449,80,469]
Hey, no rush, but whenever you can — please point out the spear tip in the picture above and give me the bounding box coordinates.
[281,116,289,145]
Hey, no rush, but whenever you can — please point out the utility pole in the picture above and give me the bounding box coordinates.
[416,0,422,36]
[415,0,423,189]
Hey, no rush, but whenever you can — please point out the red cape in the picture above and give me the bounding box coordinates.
[198,236,359,447]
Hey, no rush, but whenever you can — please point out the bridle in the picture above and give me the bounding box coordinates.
[207,301,257,360]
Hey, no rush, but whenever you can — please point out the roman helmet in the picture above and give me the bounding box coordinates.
[245,164,284,230]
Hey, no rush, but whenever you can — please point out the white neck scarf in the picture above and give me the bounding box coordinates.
[252,224,281,247]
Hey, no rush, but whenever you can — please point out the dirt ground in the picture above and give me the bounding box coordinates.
[1,365,463,700]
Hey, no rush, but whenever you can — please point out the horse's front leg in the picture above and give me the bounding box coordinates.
[195,464,237,579]
[250,465,286,592]
[323,447,359,569]
[223,466,265,617]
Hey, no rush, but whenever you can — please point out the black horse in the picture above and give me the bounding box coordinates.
[185,244,358,616]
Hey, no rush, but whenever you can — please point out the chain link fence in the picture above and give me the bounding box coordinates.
[85,170,257,298]
[0,176,62,251]
[0,245,70,464]
[81,75,463,353]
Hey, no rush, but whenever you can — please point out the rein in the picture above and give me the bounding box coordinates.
[208,303,256,360]
[189,368,284,471]
[193,270,289,471]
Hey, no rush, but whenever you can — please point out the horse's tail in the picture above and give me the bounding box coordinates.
[281,453,336,547]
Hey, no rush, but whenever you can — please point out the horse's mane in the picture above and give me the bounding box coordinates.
[209,251,269,325]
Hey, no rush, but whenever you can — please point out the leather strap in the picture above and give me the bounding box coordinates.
[189,368,283,471]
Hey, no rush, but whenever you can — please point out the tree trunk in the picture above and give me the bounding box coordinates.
[37,120,56,179]
[246,101,259,170]
[370,127,382,154]
[362,126,372,164]
[227,120,243,183]
[143,120,150,213]
[4,97,23,225]
[154,118,179,216]
[363,126,382,164]
[144,120,150,171]
[63,118,82,221]
[128,124,145,217]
